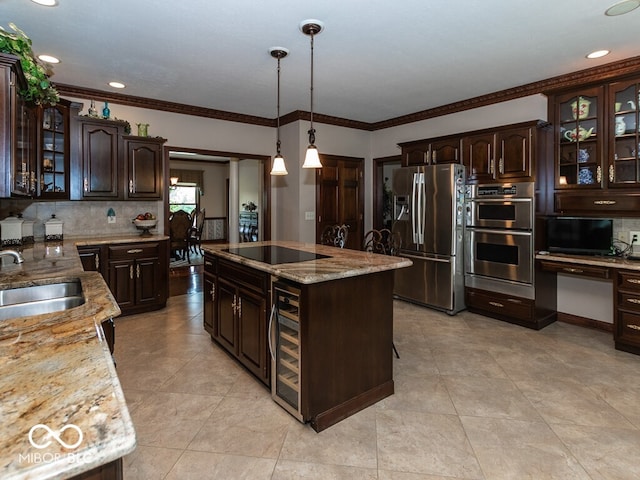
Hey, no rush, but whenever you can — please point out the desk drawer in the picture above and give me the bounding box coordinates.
[538,260,610,279]
[618,292,640,313]
[616,311,640,344]
[617,271,640,293]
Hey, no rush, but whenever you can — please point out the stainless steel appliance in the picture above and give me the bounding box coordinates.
[269,280,303,421]
[392,163,466,314]
[465,182,535,299]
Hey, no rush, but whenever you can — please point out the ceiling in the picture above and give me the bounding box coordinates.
[3,0,640,124]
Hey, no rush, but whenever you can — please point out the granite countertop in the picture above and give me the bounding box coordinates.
[536,251,640,272]
[0,235,157,479]
[203,240,413,284]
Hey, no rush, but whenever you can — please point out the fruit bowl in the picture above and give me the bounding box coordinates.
[133,219,157,236]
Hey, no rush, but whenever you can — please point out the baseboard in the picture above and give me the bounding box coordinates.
[557,312,613,332]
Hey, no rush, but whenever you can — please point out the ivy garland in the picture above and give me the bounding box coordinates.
[0,23,59,105]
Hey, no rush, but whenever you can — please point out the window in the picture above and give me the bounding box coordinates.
[169,184,199,215]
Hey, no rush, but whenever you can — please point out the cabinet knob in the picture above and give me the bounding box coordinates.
[626,298,640,305]
[626,278,640,285]
[563,267,584,274]
[609,164,615,183]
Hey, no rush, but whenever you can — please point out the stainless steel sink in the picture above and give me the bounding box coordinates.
[0,280,85,321]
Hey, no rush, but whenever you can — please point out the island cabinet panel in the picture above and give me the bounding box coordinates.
[206,255,270,385]
[297,270,395,432]
[203,256,216,335]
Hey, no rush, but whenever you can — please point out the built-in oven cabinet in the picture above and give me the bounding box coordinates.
[614,270,640,355]
[462,121,547,184]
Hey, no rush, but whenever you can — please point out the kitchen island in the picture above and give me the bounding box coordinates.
[0,235,166,480]
[203,240,412,431]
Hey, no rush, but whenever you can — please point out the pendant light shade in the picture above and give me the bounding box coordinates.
[300,19,324,169]
[269,47,289,176]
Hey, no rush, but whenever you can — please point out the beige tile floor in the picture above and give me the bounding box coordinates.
[116,292,640,479]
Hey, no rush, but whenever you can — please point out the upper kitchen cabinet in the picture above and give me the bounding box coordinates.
[553,87,604,190]
[36,100,80,199]
[551,81,640,216]
[609,78,640,188]
[462,120,547,184]
[123,135,166,200]
[71,116,125,200]
[399,137,461,166]
[0,53,36,198]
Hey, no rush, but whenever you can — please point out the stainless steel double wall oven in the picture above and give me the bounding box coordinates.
[464,182,535,299]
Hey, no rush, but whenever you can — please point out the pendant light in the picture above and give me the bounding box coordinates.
[269,47,289,175]
[300,19,324,169]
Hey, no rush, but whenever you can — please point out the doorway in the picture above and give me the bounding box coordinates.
[315,154,364,250]
[373,155,401,230]
[164,146,271,296]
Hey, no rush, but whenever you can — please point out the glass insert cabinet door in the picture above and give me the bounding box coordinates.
[39,105,69,198]
[610,79,640,186]
[556,86,604,188]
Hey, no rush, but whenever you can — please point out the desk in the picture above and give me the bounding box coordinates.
[537,252,640,355]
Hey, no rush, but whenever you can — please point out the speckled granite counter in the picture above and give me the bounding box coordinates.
[203,240,413,284]
[0,235,165,479]
[536,251,640,271]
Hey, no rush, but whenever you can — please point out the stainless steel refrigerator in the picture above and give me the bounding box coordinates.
[392,163,466,314]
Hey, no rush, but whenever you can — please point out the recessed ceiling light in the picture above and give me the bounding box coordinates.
[30,0,58,6]
[605,0,640,16]
[108,81,126,89]
[586,49,610,59]
[38,54,60,64]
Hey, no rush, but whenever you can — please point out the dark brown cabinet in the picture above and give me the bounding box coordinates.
[550,83,640,216]
[71,116,125,200]
[400,137,461,166]
[123,135,166,199]
[77,244,107,277]
[614,270,640,355]
[462,122,540,184]
[107,241,167,316]
[0,53,36,198]
[36,100,79,198]
[462,132,495,183]
[204,255,269,385]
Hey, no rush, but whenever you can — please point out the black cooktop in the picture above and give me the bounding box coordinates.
[224,245,330,265]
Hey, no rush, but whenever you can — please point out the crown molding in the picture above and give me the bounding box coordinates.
[57,55,640,133]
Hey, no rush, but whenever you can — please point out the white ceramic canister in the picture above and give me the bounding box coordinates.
[20,216,34,244]
[44,214,64,241]
[0,214,24,246]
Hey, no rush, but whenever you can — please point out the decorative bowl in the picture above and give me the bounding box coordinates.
[133,219,157,236]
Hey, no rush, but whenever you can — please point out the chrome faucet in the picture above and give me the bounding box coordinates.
[0,249,24,264]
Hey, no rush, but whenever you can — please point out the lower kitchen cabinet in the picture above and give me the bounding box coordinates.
[465,282,557,330]
[77,245,107,277]
[107,241,168,315]
[614,270,640,354]
[204,254,270,385]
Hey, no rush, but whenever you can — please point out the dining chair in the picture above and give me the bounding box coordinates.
[320,224,349,248]
[188,209,205,255]
[169,209,192,263]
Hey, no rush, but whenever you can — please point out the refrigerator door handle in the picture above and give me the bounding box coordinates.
[417,172,425,245]
[411,173,419,244]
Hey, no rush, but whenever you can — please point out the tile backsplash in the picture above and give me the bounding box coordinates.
[0,200,162,240]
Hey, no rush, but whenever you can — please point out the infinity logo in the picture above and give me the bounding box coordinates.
[28,424,83,450]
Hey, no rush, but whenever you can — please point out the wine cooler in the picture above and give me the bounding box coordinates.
[269,281,303,421]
